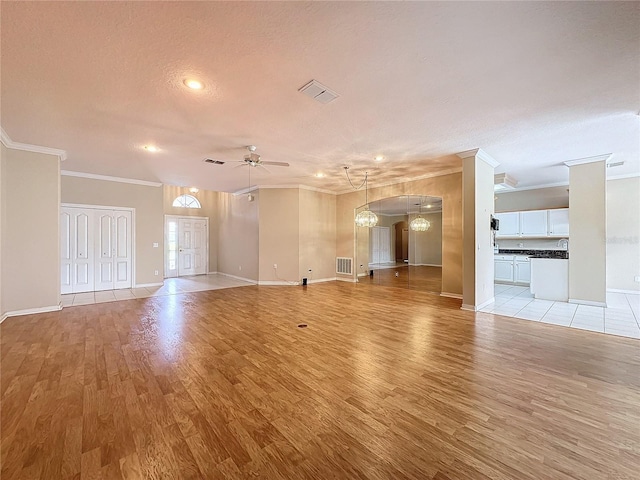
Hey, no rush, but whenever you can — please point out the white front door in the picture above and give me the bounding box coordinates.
[165,216,208,278]
[95,210,133,291]
[178,218,207,276]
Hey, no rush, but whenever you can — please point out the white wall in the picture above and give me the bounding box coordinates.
[607,177,640,292]
[1,145,61,316]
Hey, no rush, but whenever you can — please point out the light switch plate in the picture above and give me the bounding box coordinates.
[153,242,159,248]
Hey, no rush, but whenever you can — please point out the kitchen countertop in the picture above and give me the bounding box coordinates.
[498,249,569,259]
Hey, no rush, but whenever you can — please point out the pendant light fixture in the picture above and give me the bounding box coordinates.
[410,199,431,232]
[344,166,378,228]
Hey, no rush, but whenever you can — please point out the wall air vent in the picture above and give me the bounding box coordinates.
[606,161,625,168]
[299,80,339,104]
[204,159,225,165]
[336,257,353,275]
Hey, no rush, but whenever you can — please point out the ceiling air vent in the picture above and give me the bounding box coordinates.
[204,158,225,165]
[299,80,339,104]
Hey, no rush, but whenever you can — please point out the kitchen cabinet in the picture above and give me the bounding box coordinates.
[530,258,568,301]
[495,255,515,283]
[495,212,520,237]
[496,208,569,238]
[548,208,569,237]
[514,257,531,284]
[520,210,548,237]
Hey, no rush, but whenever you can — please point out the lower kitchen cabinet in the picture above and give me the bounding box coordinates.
[495,255,530,285]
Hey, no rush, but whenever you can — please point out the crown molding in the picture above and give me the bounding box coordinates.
[564,154,612,167]
[1,127,67,161]
[494,181,569,193]
[61,170,162,187]
[457,148,499,168]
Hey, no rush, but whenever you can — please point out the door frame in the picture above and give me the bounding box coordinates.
[61,203,137,289]
[164,215,209,278]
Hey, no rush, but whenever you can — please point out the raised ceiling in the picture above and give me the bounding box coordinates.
[1,2,638,193]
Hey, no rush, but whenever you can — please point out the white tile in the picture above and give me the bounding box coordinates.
[113,289,135,300]
[571,323,605,333]
[132,288,152,298]
[61,294,75,307]
[606,293,629,308]
[72,292,95,306]
[575,305,604,318]
[514,310,544,321]
[604,328,640,339]
[94,291,116,303]
[540,315,573,327]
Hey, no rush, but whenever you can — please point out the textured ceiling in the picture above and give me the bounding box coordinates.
[1,2,638,193]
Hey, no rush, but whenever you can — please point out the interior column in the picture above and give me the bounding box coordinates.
[565,155,608,306]
[459,148,498,311]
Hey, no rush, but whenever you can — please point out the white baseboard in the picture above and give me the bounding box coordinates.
[336,276,357,283]
[207,271,218,275]
[258,280,300,286]
[440,292,463,299]
[607,288,640,295]
[307,277,337,284]
[460,297,495,312]
[135,282,163,288]
[569,298,607,307]
[1,304,62,323]
[217,272,258,284]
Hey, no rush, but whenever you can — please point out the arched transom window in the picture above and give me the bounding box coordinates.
[172,194,201,209]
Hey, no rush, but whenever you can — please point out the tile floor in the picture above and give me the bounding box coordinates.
[479,284,640,339]
[61,274,254,307]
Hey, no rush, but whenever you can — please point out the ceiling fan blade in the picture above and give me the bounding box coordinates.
[260,161,290,167]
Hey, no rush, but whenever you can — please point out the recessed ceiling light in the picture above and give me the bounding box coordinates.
[143,145,159,152]
[374,155,384,162]
[183,79,204,90]
[314,173,326,178]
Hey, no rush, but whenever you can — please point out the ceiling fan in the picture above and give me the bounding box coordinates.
[204,145,290,169]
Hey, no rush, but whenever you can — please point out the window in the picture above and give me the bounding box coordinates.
[172,194,201,209]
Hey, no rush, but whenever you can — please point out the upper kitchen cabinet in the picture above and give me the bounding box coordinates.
[520,210,548,236]
[496,208,569,238]
[548,208,569,237]
[495,212,520,237]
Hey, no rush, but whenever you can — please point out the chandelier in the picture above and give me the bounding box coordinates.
[345,167,378,228]
[410,201,431,232]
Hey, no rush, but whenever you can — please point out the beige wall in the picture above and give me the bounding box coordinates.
[217,191,259,281]
[163,186,218,273]
[337,172,462,294]
[258,188,300,282]
[299,189,336,281]
[568,161,606,304]
[2,145,60,314]
[409,211,442,266]
[61,176,163,286]
[607,177,640,292]
[495,186,569,212]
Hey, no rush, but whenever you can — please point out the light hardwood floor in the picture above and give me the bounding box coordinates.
[1,282,639,479]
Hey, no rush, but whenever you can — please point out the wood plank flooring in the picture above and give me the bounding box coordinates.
[362,265,442,293]
[1,282,639,479]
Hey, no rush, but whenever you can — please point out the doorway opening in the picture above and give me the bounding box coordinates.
[164,215,209,278]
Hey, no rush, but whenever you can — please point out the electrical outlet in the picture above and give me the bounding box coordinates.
[154,270,159,276]
[635,275,640,283]
[273,264,277,269]
[153,242,159,248]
